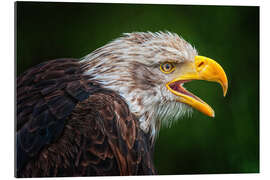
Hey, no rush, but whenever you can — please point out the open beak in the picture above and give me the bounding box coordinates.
[166,56,228,117]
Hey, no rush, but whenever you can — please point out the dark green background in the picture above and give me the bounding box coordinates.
[16,2,259,174]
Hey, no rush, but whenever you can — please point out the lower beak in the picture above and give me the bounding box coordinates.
[166,56,228,117]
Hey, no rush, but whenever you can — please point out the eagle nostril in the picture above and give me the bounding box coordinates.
[198,61,204,68]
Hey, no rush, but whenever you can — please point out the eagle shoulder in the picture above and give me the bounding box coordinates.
[17,58,155,177]
[16,58,99,176]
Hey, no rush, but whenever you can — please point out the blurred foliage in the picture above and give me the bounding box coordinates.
[16,2,259,174]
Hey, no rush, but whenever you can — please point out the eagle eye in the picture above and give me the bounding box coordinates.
[160,62,175,73]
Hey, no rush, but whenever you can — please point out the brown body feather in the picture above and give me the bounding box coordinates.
[16,59,155,177]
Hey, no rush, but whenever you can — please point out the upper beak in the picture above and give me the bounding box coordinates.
[166,55,228,117]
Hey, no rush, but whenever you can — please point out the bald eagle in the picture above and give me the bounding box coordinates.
[16,32,228,177]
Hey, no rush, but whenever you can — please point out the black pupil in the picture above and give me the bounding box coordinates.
[165,64,171,70]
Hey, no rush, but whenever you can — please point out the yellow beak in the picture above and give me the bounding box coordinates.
[166,56,228,117]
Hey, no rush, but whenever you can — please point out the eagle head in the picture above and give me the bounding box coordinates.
[82,31,228,138]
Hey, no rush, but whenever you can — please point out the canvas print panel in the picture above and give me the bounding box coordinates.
[16,2,259,177]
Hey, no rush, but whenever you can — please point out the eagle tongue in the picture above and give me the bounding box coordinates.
[177,80,201,101]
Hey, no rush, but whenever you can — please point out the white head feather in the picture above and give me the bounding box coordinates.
[81,31,198,139]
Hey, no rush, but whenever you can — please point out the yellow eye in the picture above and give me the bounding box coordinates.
[160,62,175,73]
